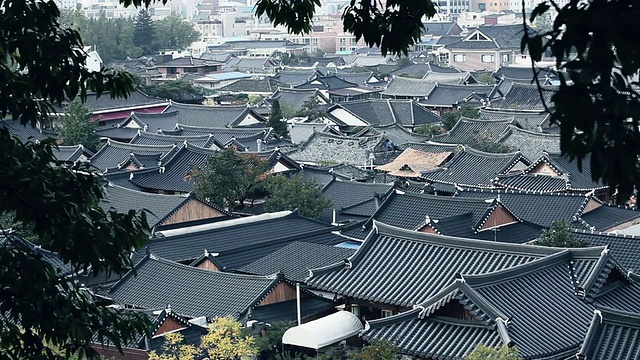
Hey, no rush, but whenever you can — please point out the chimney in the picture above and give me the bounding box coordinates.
[256,138,262,152]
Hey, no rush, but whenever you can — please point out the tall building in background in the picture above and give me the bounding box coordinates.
[437,0,471,18]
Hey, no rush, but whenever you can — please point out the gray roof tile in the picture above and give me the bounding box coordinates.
[108,254,281,319]
[90,140,178,172]
[578,307,640,360]
[433,117,513,145]
[308,222,562,307]
[286,132,386,166]
[240,242,355,283]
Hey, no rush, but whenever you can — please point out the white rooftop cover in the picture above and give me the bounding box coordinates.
[282,311,363,350]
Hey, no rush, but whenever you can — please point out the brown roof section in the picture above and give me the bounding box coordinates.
[376,148,452,177]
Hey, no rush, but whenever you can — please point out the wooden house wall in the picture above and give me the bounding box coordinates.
[154,317,186,336]
[529,163,559,176]
[196,258,220,272]
[259,282,298,306]
[480,206,519,230]
[161,199,226,226]
[582,198,602,214]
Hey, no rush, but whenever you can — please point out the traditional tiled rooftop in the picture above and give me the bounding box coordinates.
[286,132,385,166]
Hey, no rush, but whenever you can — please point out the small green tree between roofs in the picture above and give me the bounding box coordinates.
[264,173,332,219]
[350,339,397,360]
[190,148,272,211]
[465,344,522,360]
[441,103,480,131]
[268,99,289,137]
[536,220,589,248]
[57,98,100,151]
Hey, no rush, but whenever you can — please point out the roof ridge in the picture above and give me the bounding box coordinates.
[95,139,177,152]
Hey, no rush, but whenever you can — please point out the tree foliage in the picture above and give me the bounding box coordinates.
[141,80,204,104]
[190,148,272,210]
[0,0,169,357]
[536,220,588,248]
[155,13,200,50]
[350,339,397,360]
[268,99,289,137]
[149,316,257,360]
[254,0,436,55]
[133,9,157,55]
[465,344,522,360]
[264,173,333,219]
[57,98,100,151]
[523,0,640,202]
[468,130,515,154]
[441,103,480,131]
[414,124,442,137]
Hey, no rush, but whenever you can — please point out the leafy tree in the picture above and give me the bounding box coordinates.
[465,344,522,360]
[155,13,200,50]
[57,98,100,151]
[535,220,588,248]
[118,19,143,59]
[248,94,263,105]
[190,148,272,210]
[268,99,288,137]
[264,173,333,219]
[0,0,166,357]
[248,321,294,354]
[141,80,204,104]
[350,339,397,360]
[441,103,480,131]
[476,73,496,85]
[149,316,257,360]
[296,97,326,122]
[254,0,435,55]
[468,131,515,154]
[133,9,157,55]
[441,111,459,131]
[415,124,442,137]
[523,0,640,202]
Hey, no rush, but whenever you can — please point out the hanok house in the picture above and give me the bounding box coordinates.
[89,139,180,173]
[306,222,562,321]
[362,244,640,359]
[105,253,335,324]
[155,56,223,79]
[376,148,452,179]
[101,183,231,230]
[51,90,170,127]
[577,306,640,359]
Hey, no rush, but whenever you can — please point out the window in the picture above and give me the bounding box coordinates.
[381,310,394,318]
[481,54,495,63]
[351,304,360,317]
[453,54,466,62]
[339,46,346,52]
[339,38,346,45]
[502,53,510,63]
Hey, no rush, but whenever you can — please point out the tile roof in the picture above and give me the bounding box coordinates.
[52,145,93,162]
[156,56,224,68]
[333,72,383,86]
[340,99,441,127]
[493,173,570,193]
[489,82,557,110]
[572,230,640,272]
[422,84,497,107]
[89,139,178,172]
[269,88,329,113]
[240,242,355,283]
[376,148,452,177]
[216,77,281,93]
[577,307,640,360]
[423,147,529,187]
[0,119,57,143]
[295,75,359,91]
[103,170,143,191]
[422,22,462,36]
[307,221,562,307]
[286,132,386,166]
[171,124,274,144]
[579,204,640,231]
[433,117,513,145]
[321,179,393,211]
[495,125,560,160]
[372,123,434,145]
[120,111,180,133]
[128,143,217,193]
[288,122,330,145]
[166,103,266,129]
[2,233,75,276]
[454,189,604,228]
[522,152,607,191]
[54,90,168,113]
[108,254,281,319]
[382,77,436,97]
[397,140,460,153]
[139,211,335,266]
[478,108,551,131]
[364,248,614,359]
[129,131,217,148]
[251,297,336,324]
[274,70,321,87]
[390,64,434,79]
[421,71,473,84]
[94,126,139,142]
